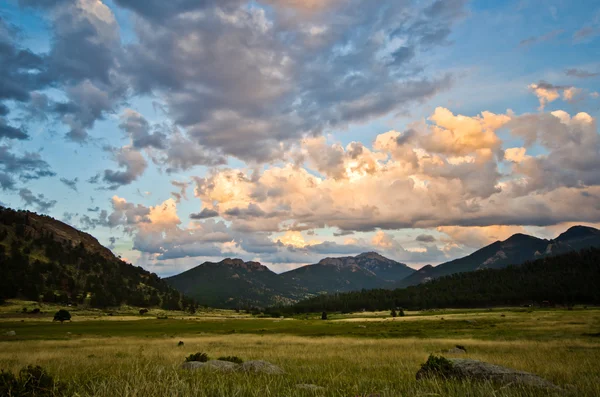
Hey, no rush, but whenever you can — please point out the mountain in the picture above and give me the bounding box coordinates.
[285,247,600,313]
[0,206,195,311]
[396,226,600,288]
[166,252,414,308]
[165,258,307,308]
[281,252,415,293]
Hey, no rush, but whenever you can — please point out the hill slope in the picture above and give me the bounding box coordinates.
[0,206,194,310]
[397,226,600,287]
[165,258,307,308]
[285,248,600,313]
[281,252,414,293]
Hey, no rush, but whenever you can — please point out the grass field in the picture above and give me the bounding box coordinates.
[1,302,599,396]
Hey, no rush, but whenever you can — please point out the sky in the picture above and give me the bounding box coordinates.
[1,0,600,276]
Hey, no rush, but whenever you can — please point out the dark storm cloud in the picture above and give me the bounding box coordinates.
[19,188,57,212]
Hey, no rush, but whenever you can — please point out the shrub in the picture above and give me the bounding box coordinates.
[0,370,18,396]
[185,352,209,362]
[139,309,149,315]
[217,356,243,364]
[30,308,40,314]
[19,365,59,395]
[53,309,71,323]
[321,311,328,320]
[391,309,397,317]
[0,365,62,397]
[178,341,184,347]
[399,308,405,317]
[418,355,453,379]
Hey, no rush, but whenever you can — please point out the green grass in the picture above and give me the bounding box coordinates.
[1,304,600,396]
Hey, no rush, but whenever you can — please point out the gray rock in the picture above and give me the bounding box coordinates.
[443,347,467,354]
[4,331,16,336]
[241,360,285,374]
[417,358,560,390]
[181,360,241,373]
[296,384,325,391]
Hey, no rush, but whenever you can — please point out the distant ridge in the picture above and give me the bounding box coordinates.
[396,226,600,288]
[167,252,414,308]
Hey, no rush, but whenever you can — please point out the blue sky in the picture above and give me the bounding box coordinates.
[1,0,599,275]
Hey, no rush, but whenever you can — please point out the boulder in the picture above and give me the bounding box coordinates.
[4,331,16,336]
[442,347,467,354]
[241,360,285,374]
[296,384,325,391]
[417,358,560,390]
[181,360,241,373]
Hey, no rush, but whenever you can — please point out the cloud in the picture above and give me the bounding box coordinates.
[416,234,436,243]
[0,119,28,140]
[519,29,564,46]
[0,145,55,189]
[192,105,600,235]
[103,146,148,189]
[528,81,583,110]
[573,26,600,42]
[19,188,57,212]
[119,0,462,162]
[60,177,79,191]
[119,109,167,150]
[438,225,528,249]
[565,68,599,78]
[190,208,219,219]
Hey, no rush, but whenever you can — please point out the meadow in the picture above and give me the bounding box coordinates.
[1,302,599,396]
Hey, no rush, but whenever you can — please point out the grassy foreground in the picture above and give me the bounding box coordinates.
[1,306,600,396]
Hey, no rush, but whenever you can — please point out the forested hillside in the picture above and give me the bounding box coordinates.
[0,206,196,311]
[283,248,600,313]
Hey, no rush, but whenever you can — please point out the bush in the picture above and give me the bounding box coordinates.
[53,309,71,323]
[0,370,18,396]
[217,356,244,364]
[418,355,453,378]
[391,309,397,317]
[139,308,149,315]
[185,352,209,362]
[0,365,62,397]
[321,311,328,320]
[399,308,405,317]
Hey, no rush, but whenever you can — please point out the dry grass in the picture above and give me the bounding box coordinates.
[1,334,599,396]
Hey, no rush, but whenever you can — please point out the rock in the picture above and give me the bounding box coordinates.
[180,360,241,373]
[241,360,285,374]
[358,325,367,328]
[4,331,16,336]
[443,347,467,354]
[296,384,325,391]
[417,358,560,390]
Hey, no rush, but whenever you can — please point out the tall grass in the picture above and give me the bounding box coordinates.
[1,334,599,396]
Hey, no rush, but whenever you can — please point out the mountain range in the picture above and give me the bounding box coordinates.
[2,204,600,310]
[167,225,600,308]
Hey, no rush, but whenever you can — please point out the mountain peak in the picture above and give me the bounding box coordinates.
[557,225,600,241]
[356,251,385,259]
[217,258,268,271]
[504,233,542,244]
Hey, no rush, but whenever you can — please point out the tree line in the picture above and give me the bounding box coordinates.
[276,248,600,314]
